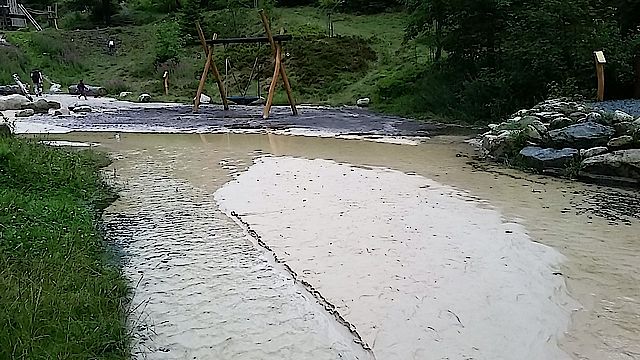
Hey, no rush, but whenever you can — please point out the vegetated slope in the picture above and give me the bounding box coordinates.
[0,136,129,359]
[0,7,412,108]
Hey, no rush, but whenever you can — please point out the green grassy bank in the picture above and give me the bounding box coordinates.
[0,7,430,115]
[0,136,129,359]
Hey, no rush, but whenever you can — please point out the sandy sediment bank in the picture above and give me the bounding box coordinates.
[214,156,578,359]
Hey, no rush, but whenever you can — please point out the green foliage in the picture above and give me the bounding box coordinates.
[66,0,120,25]
[287,35,377,97]
[402,0,640,122]
[155,20,184,65]
[0,137,128,359]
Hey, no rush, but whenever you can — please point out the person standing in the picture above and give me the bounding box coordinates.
[30,69,43,97]
[108,40,115,55]
[77,79,88,100]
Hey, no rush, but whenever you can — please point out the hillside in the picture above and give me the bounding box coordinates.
[0,7,425,114]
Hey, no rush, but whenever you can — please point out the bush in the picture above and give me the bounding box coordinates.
[155,20,183,65]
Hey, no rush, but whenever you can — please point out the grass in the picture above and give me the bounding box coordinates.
[0,135,129,359]
[0,7,417,105]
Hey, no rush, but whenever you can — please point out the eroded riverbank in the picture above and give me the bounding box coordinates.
[58,132,640,359]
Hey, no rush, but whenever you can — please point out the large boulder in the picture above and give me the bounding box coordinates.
[15,108,34,117]
[49,84,62,94]
[0,85,23,96]
[580,146,608,158]
[356,97,371,107]
[26,98,61,113]
[613,110,634,123]
[138,93,151,103]
[482,130,523,158]
[548,122,615,149]
[614,121,637,136]
[607,135,634,149]
[71,105,92,113]
[68,85,107,97]
[549,117,575,130]
[519,146,579,170]
[581,149,640,180]
[0,94,31,111]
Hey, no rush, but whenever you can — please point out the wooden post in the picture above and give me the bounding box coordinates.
[163,71,169,96]
[194,45,213,112]
[264,45,281,119]
[594,51,606,102]
[196,23,229,110]
[260,10,298,117]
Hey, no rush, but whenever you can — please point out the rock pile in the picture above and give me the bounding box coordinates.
[480,98,640,182]
[0,94,61,114]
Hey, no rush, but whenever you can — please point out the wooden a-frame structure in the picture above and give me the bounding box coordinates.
[193,10,298,119]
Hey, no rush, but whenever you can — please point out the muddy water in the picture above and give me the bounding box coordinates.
[60,132,639,360]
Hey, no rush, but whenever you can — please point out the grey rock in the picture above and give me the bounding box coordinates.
[580,147,608,158]
[482,130,522,158]
[72,105,92,113]
[69,85,107,97]
[51,108,71,116]
[525,124,543,142]
[119,91,132,98]
[581,149,640,180]
[15,108,34,117]
[548,122,615,149]
[586,112,604,124]
[614,121,636,136]
[0,94,31,111]
[607,135,634,148]
[533,112,564,121]
[49,84,62,94]
[549,117,574,130]
[519,146,579,169]
[29,99,52,113]
[356,98,370,107]
[138,93,151,103]
[613,110,634,123]
[569,112,587,121]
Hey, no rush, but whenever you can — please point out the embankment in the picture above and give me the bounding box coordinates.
[0,135,129,358]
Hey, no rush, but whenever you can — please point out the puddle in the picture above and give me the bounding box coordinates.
[56,132,640,360]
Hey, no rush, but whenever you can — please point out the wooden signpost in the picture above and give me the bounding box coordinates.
[594,50,606,102]
[193,10,298,119]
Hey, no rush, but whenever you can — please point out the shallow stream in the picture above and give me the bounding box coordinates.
[56,132,640,360]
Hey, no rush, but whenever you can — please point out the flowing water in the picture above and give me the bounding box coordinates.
[57,132,639,360]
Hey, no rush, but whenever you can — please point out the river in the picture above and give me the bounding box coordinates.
[48,131,639,360]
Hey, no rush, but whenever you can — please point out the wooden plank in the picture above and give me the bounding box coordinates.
[194,45,213,112]
[263,45,281,119]
[195,25,229,110]
[596,63,605,102]
[277,43,298,115]
[209,44,229,110]
[206,35,292,45]
[260,10,298,116]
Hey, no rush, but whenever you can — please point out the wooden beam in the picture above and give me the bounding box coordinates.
[205,35,292,45]
[263,45,281,119]
[194,45,213,112]
[260,10,298,116]
[195,24,229,110]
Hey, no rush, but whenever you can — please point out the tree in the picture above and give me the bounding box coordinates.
[66,0,119,25]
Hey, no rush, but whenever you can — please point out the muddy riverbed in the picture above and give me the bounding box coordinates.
[44,130,640,360]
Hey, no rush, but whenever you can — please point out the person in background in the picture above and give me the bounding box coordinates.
[77,79,88,100]
[30,69,43,97]
[108,39,115,55]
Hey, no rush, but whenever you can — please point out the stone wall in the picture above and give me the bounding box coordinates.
[480,98,640,183]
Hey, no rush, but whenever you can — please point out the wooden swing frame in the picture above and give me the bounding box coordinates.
[193,10,298,119]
